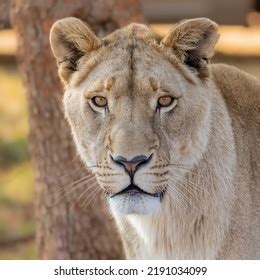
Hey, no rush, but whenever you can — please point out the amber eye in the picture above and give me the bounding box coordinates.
[158,96,174,107]
[92,96,108,107]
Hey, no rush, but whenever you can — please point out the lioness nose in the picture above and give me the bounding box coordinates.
[111,154,153,176]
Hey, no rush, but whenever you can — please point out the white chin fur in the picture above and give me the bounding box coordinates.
[108,194,161,215]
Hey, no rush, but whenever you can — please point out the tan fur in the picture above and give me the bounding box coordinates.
[50,17,259,259]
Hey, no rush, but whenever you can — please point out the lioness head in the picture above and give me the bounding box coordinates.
[50,18,219,215]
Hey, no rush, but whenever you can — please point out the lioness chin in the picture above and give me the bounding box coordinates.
[49,17,259,259]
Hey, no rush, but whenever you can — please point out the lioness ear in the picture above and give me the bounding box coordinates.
[162,18,219,77]
[49,17,101,84]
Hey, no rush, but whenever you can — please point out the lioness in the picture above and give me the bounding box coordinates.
[50,17,259,259]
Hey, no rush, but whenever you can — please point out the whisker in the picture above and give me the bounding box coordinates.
[168,165,210,181]
[51,177,97,205]
[51,182,97,206]
[169,172,210,195]
[89,188,105,209]
[168,182,207,208]
[168,163,192,167]
[87,165,99,169]
[168,178,204,210]
[57,169,86,181]
[51,174,95,199]
[166,183,190,210]
[82,187,101,210]
[52,179,96,206]
[70,153,81,164]
[58,165,86,175]
[97,179,116,184]
[70,181,98,210]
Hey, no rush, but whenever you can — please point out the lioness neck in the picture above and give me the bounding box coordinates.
[113,83,240,259]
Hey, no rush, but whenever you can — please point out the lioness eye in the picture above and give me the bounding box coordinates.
[92,96,107,107]
[158,96,174,107]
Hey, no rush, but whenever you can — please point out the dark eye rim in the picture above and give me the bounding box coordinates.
[157,96,175,108]
[91,96,108,108]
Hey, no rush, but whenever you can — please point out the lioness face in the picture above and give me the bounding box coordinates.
[50,18,219,215]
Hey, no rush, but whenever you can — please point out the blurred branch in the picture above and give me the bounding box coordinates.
[0,0,11,30]
[0,234,35,248]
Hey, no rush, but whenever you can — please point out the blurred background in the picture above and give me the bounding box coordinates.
[0,0,260,259]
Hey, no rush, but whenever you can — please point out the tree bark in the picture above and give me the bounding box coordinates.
[11,0,143,259]
[0,0,10,30]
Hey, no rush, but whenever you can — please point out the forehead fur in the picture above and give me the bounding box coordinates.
[69,23,196,88]
[103,23,160,44]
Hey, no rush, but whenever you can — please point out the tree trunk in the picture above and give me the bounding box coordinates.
[11,0,143,259]
[0,0,10,30]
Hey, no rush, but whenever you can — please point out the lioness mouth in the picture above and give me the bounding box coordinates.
[110,184,165,200]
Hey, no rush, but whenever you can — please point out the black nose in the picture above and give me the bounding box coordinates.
[111,154,153,176]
